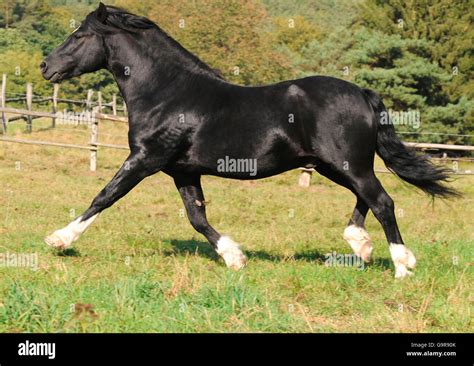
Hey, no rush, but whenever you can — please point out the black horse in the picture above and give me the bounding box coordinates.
[41,4,457,278]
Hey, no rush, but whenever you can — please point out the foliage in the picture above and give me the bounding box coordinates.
[355,0,474,144]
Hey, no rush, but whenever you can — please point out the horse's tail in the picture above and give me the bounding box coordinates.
[363,89,459,198]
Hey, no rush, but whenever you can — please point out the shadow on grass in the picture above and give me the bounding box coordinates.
[36,126,56,133]
[371,257,392,270]
[163,239,329,264]
[55,248,81,257]
[50,238,393,270]
[162,239,219,260]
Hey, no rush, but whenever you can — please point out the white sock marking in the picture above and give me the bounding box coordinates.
[343,225,374,262]
[44,214,99,250]
[390,243,416,279]
[216,236,247,270]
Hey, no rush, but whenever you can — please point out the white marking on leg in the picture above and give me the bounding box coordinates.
[343,225,374,262]
[389,243,416,279]
[216,236,247,270]
[44,214,99,250]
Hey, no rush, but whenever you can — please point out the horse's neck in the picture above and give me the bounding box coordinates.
[105,31,217,109]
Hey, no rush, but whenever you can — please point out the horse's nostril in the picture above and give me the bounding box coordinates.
[40,61,47,72]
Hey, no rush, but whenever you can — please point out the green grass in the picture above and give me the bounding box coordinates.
[0,119,472,332]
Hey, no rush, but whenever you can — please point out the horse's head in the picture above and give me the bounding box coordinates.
[40,3,109,82]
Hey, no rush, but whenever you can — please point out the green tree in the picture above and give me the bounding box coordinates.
[355,0,473,144]
[360,0,473,100]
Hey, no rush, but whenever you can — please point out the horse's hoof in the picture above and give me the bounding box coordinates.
[344,225,374,263]
[44,232,70,250]
[405,248,417,269]
[226,251,247,271]
[216,236,247,271]
[390,243,416,279]
[394,266,413,279]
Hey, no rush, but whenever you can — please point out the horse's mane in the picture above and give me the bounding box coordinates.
[84,6,156,34]
[85,5,224,80]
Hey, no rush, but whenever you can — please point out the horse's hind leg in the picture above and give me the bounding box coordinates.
[352,173,416,278]
[316,163,415,277]
[344,198,374,263]
[173,174,246,270]
[315,164,373,262]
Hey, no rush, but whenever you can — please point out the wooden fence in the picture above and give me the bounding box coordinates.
[0,75,472,179]
[0,73,126,134]
[0,74,130,171]
[0,106,128,171]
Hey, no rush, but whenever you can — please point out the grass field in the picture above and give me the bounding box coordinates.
[0,119,472,332]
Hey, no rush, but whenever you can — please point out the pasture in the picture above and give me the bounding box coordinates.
[0,119,472,333]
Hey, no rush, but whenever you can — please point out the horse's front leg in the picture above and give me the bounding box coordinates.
[174,174,247,270]
[45,152,159,249]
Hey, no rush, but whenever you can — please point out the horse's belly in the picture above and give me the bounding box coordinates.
[171,139,313,179]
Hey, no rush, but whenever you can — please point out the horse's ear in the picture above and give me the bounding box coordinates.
[96,2,108,23]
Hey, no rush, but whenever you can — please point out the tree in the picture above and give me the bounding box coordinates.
[353,0,473,144]
[359,0,473,101]
[0,0,120,104]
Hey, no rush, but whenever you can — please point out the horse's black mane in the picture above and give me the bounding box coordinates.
[85,5,224,79]
[84,6,156,34]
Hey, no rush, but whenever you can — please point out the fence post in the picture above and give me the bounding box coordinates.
[1,74,7,134]
[298,169,313,188]
[86,88,98,171]
[52,83,59,128]
[26,83,33,133]
[90,118,98,172]
[123,101,127,116]
[112,94,117,116]
[97,91,102,113]
[86,89,93,108]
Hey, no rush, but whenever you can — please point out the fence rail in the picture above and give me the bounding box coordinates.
[0,107,128,123]
[5,95,126,112]
[0,136,94,151]
[404,142,474,152]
